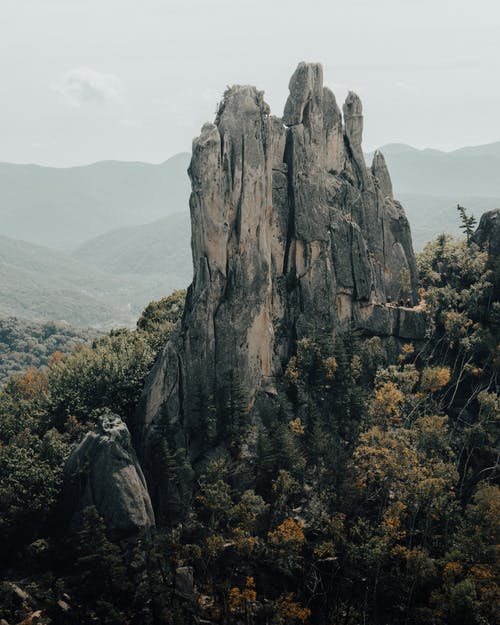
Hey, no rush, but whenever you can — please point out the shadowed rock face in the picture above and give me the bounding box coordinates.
[64,412,155,536]
[139,63,425,518]
[472,208,500,257]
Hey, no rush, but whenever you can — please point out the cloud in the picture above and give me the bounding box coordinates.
[53,67,123,107]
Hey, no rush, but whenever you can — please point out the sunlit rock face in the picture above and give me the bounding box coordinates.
[138,62,425,519]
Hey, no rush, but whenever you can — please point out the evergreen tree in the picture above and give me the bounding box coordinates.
[457,204,477,243]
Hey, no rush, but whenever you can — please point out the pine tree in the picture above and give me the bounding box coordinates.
[457,204,477,243]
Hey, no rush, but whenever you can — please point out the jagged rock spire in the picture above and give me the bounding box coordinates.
[138,62,425,521]
[372,150,393,199]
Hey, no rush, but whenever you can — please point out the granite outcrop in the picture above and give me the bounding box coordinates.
[138,63,426,518]
[64,412,155,536]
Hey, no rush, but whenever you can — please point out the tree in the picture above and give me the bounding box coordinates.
[457,204,477,244]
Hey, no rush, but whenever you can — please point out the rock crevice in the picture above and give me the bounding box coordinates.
[138,62,426,517]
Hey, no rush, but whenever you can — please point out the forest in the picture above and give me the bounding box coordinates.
[0,317,97,386]
[0,228,498,625]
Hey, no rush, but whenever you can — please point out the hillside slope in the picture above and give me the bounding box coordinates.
[0,152,191,250]
[0,235,178,327]
[72,211,192,282]
[369,141,500,196]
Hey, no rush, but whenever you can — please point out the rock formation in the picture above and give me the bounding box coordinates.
[64,412,155,536]
[138,62,426,517]
[472,208,500,257]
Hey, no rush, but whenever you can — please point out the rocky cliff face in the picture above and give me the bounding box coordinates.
[138,63,425,517]
[472,208,500,257]
[64,412,155,536]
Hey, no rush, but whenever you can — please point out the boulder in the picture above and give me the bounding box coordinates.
[472,208,500,257]
[64,412,155,536]
[175,566,197,602]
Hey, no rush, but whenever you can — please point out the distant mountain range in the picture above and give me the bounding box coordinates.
[0,213,191,328]
[72,212,191,278]
[0,153,191,250]
[1,141,498,327]
[367,141,500,196]
[366,141,500,249]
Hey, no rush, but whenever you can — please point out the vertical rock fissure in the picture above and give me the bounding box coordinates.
[282,127,295,277]
[138,64,426,519]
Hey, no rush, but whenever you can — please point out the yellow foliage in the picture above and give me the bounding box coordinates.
[277,593,311,623]
[402,343,415,355]
[229,577,257,613]
[205,534,225,557]
[323,356,338,380]
[232,526,257,555]
[313,540,336,559]
[271,470,300,500]
[285,356,299,385]
[399,342,415,362]
[371,381,404,421]
[268,518,305,548]
[420,366,451,393]
[442,311,472,339]
[17,367,49,400]
[443,561,463,578]
[382,501,407,541]
[350,354,362,381]
[289,417,305,435]
[391,544,410,559]
[469,564,495,581]
[47,350,65,367]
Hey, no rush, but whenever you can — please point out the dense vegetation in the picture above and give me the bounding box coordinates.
[0,317,99,386]
[0,230,498,625]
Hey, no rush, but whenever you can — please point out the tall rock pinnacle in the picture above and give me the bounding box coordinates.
[138,62,425,519]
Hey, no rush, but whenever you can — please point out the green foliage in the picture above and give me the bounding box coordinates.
[0,316,98,386]
[136,289,186,351]
[457,204,477,243]
[0,292,184,560]
[0,230,499,625]
[0,433,65,546]
[48,328,156,427]
[62,506,145,625]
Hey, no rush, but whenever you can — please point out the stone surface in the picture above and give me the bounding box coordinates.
[138,62,426,519]
[175,566,196,601]
[472,208,500,257]
[64,412,155,536]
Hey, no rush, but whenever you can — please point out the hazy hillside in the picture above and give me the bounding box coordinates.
[1,142,498,329]
[398,193,500,250]
[0,235,130,326]
[0,152,191,250]
[365,142,500,249]
[0,235,178,328]
[0,317,98,386]
[71,142,500,260]
[73,211,192,281]
[369,141,500,196]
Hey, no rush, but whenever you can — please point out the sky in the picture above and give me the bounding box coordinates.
[1,0,499,166]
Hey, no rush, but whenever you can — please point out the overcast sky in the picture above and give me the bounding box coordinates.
[1,0,499,166]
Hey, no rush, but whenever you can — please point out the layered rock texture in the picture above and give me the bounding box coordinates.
[139,63,425,514]
[64,412,155,536]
